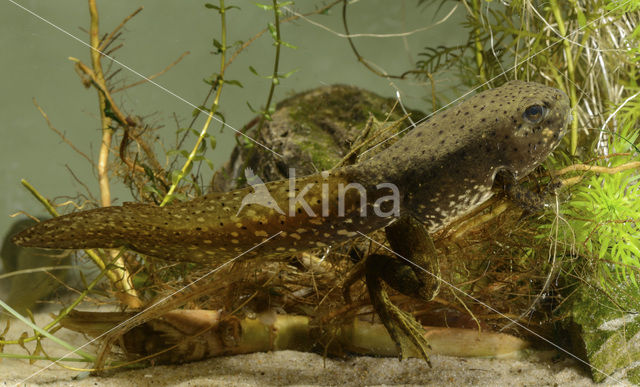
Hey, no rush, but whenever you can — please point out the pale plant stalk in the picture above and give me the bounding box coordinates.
[548,0,579,155]
[88,0,111,208]
[88,0,140,307]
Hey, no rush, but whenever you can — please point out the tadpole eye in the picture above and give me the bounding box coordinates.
[523,104,546,123]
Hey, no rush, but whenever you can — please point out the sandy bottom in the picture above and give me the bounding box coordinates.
[1,350,608,387]
[0,313,626,386]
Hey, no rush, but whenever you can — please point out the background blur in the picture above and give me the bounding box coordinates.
[0,0,467,270]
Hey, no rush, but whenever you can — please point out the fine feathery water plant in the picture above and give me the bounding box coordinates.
[554,99,640,293]
[418,0,640,283]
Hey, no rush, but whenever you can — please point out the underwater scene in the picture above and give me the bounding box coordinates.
[1,1,639,385]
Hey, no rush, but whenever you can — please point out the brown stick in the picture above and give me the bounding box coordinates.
[32,98,94,167]
[112,51,190,93]
[98,7,143,52]
[552,161,640,177]
[70,59,167,184]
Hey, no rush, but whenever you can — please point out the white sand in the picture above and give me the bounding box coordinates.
[0,350,608,387]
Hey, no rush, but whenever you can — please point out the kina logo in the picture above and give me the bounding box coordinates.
[236,167,285,216]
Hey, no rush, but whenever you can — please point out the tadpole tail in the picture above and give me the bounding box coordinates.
[11,203,157,250]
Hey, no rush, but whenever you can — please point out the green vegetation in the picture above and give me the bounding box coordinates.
[415,0,640,291]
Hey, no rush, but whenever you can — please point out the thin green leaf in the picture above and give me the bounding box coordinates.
[254,2,272,10]
[205,159,215,170]
[281,40,297,49]
[143,185,162,197]
[280,68,299,79]
[192,105,207,117]
[0,298,95,362]
[184,162,193,176]
[225,79,243,88]
[267,23,277,40]
[170,170,182,185]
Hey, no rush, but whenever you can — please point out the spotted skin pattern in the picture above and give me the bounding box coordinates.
[13,81,570,265]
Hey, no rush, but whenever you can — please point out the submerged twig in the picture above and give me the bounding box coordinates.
[112,51,190,93]
[98,6,143,52]
[33,99,94,167]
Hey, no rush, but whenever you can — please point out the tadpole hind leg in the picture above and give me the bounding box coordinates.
[365,216,440,364]
[384,216,440,301]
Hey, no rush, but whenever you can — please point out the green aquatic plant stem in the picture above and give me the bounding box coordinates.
[0,298,95,362]
[0,265,77,280]
[48,261,109,331]
[223,1,340,71]
[549,0,579,155]
[257,0,283,130]
[471,0,487,86]
[20,179,57,215]
[0,259,107,348]
[160,0,228,207]
[0,353,88,362]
